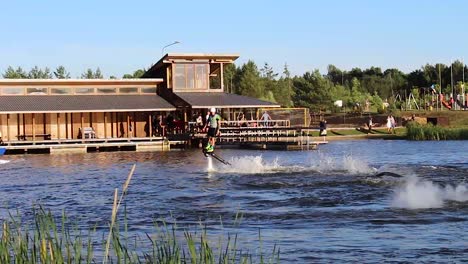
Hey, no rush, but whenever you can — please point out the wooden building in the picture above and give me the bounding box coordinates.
[0,79,175,142]
[0,53,281,144]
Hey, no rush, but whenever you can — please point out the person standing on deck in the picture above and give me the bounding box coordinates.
[260,111,272,127]
[203,108,221,153]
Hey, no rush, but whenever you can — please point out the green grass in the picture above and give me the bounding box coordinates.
[406,122,468,140]
[0,165,280,264]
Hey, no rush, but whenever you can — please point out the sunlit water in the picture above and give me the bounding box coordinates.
[0,140,467,262]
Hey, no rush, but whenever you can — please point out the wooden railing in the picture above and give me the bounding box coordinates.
[188,119,290,133]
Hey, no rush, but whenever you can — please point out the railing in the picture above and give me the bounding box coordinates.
[188,119,290,133]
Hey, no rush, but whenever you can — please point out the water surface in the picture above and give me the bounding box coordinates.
[0,140,467,262]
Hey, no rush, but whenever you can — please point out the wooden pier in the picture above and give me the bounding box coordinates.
[192,127,328,151]
[1,137,186,155]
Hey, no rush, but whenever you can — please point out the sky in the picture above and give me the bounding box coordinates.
[1,0,468,78]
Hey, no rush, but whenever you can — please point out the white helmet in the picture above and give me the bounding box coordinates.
[210,107,216,113]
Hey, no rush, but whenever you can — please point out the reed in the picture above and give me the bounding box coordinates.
[406,122,468,140]
[0,165,280,263]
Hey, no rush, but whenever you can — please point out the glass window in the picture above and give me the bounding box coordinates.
[2,88,24,95]
[195,64,208,89]
[141,87,157,93]
[174,64,186,89]
[75,88,95,94]
[27,87,48,95]
[97,88,117,94]
[186,65,195,89]
[119,87,138,94]
[51,88,72,94]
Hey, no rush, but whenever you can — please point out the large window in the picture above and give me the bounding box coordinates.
[2,88,24,95]
[27,88,48,95]
[173,64,208,90]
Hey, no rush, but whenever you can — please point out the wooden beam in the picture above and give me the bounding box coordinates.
[32,113,36,142]
[126,114,130,138]
[57,113,61,139]
[149,114,152,137]
[104,112,108,139]
[220,62,224,91]
[6,114,10,142]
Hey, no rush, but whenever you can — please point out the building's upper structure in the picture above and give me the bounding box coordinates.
[0,53,280,114]
[142,53,280,109]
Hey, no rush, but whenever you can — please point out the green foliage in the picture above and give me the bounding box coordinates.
[53,66,71,79]
[123,69,146,79]
[406,122,468,140]
[2,66,29,78]
[81,68,103,79]
[28,66,52,79]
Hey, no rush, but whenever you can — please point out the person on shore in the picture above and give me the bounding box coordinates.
[319,119,327,136]
[387,115,392,134]
[203,108,221,153]
[367,116,373,134]
[390,115,396,134]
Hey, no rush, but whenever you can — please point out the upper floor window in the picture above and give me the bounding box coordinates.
[173,63,209,90]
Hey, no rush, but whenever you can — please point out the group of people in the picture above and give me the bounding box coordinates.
[386,115,396,134]
[235,111,272,127]
[367,115,397,134]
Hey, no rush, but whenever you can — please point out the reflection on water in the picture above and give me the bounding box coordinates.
[0,141,467,262]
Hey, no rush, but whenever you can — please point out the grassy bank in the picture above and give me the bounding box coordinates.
[0,165,279,264]
[406,122,468,140]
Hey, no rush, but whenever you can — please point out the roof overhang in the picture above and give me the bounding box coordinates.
[173,92,281,109]
[0,79,163,87]
[0,95,175,114]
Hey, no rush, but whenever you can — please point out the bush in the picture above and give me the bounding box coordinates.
[406,122,468,140]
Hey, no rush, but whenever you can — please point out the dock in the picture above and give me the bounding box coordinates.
[1,137,185,155]
[191,127,328,151]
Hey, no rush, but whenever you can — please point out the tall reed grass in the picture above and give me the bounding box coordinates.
[406,122,468,140]
[0,165,280,263]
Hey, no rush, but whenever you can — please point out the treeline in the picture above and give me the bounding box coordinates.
[222,60,468,112]
[1,66,146,79]
[2,61,467,112]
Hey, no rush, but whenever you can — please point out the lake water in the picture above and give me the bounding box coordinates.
[0,140,467,262]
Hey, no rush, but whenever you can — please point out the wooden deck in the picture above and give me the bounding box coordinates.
[192,127,328,150]
[1,137,186,155]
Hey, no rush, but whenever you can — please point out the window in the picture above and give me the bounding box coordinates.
[2,88,24,95]
[27,88,48,95]
[195,64,208,89]
[173,63,209,90]
[97,88,117,94]
[75,88,95,94]
[174,64,186,89]
[119,87,138,94]
[141,87,157,94]
[51,88,72,94]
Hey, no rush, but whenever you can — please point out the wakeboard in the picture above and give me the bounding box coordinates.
[203,149,231,165]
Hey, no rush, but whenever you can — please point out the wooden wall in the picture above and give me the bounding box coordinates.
[0,111,162,141]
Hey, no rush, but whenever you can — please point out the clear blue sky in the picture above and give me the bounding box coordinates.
[1,0,467,78]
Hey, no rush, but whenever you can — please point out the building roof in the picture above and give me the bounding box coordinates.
[0,95,175,113]
[174,92,281,109]
[0,79,163,86]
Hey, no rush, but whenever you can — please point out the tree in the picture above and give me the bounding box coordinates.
[122,69,146,79]
[327,64,343,85]
[28,66,52,79]
[2,66,28,78]
[54,66,71,79]
[223,63,239,94]
[237,60,265,99]
[81,68,103,79]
